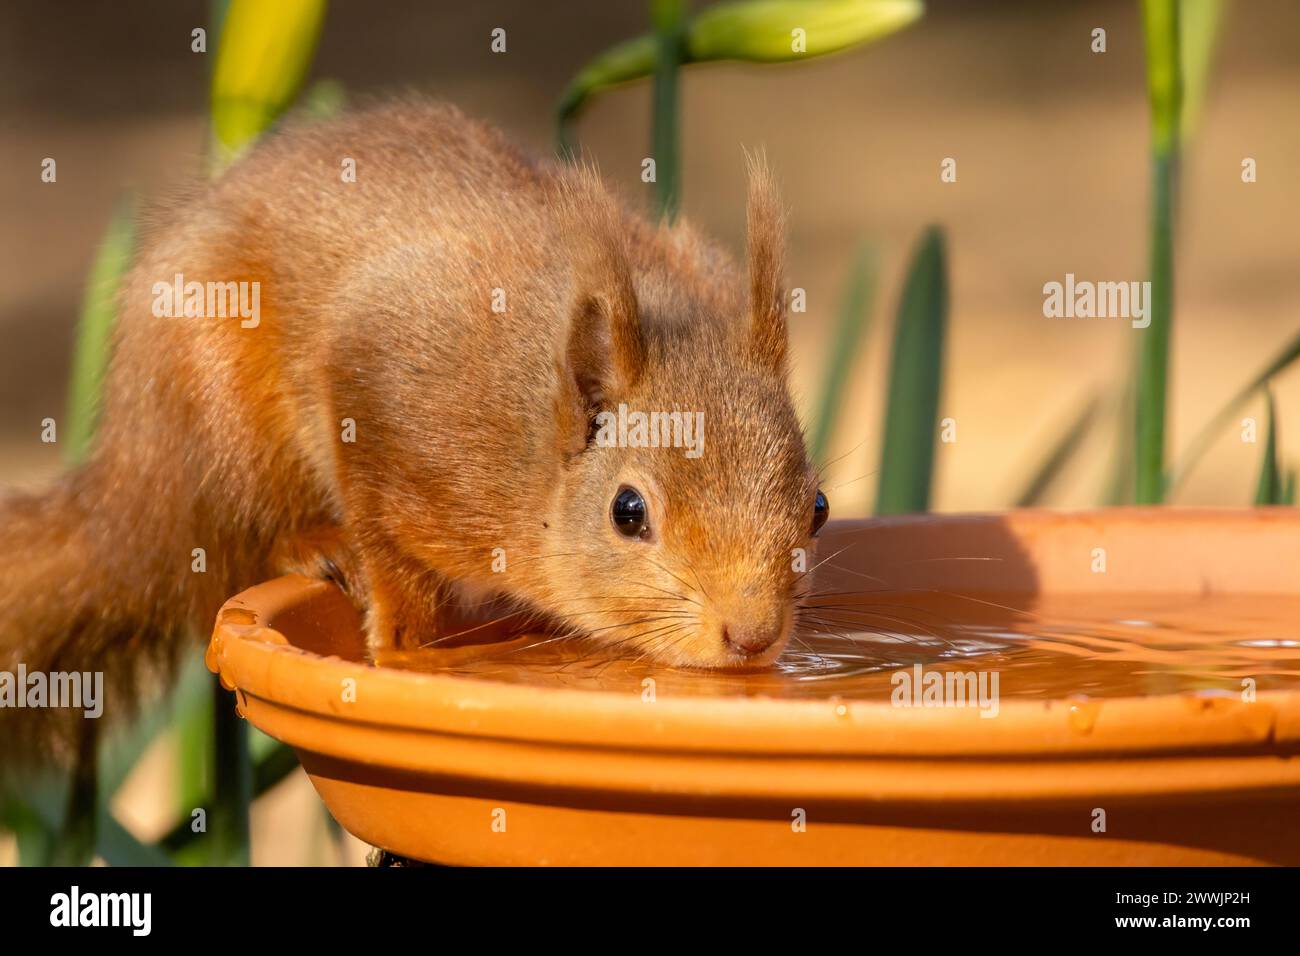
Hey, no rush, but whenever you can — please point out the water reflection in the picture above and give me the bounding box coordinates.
[374,592,1300,701]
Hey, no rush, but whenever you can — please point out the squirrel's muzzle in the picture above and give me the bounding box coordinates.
[722,622,781,656]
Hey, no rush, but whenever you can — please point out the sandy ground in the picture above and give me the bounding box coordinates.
[2,0,1298,864]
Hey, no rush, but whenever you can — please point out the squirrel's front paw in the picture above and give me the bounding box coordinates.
[271,524,363,596]
[364,571,447,653]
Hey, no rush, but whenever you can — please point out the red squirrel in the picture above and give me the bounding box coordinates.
[0,99,828,764]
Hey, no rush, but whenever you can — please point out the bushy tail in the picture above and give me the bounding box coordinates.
[0,468,193,779]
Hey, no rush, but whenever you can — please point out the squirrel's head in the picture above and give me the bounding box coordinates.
[540,159,824,668]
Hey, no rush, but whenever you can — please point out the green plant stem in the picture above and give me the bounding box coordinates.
[210,679,251,865]
[651,0,687,221]
[555,34,657,158]
[1135,150,1178,503]
[159,742,299,853]
[1135,0,1182,504]
[49,726,98,865]
[166,649,210,812]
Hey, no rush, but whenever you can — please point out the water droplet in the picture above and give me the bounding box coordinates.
[1067,700,1101,734]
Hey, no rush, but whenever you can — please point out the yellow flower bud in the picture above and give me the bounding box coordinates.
[211,0,328,164]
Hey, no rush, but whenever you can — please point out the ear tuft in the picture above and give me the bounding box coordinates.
[745,151,788,374]
[554,168,645,453]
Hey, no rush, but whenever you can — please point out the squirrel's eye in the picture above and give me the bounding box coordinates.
[611,486,649,539]
[812,489,829,536]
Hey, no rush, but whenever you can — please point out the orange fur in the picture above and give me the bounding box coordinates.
[0,99,818,770]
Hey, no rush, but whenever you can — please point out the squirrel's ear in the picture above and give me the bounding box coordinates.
[745,154,788,374]
[556,240,645,453]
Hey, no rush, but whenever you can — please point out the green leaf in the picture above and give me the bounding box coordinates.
[96,814,175,867]
[2,801,167,867]
[1,791,59,866]
[1166,329,1300,494]
[1013,394,1102,507]
[1254,390,1282,505]
[874,226,947,515]
[95,651,210,806]
[809,242,877,466]
[64,200,136,467]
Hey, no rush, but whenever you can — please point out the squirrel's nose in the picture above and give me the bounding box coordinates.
[721,622,781,656]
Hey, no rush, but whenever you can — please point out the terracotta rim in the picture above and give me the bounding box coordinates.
[207,510,1300,762]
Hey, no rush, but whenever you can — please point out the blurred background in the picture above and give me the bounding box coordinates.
[3,0,1299,504]
[1,0,1297,863]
